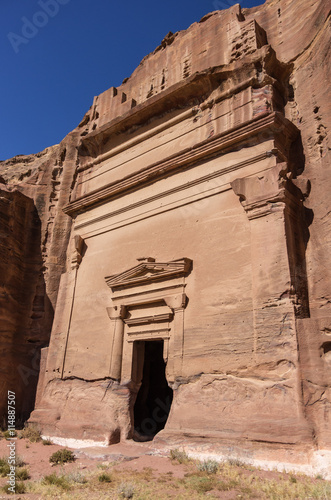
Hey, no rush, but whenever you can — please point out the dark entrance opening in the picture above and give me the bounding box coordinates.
[133,340,173,441]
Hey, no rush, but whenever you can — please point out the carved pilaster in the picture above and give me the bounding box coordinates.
[231,164,309,362]
[107,305,127,381]
[164,294,188,381]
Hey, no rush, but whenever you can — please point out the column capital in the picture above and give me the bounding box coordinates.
[107,305,127,320]
[71,234,85,270]
[231,164,304,220]
[164,293,187,311]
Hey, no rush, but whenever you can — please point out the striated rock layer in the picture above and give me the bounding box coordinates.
[1,0,330,476]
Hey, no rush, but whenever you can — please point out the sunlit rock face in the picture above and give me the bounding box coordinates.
[1,0,331,477]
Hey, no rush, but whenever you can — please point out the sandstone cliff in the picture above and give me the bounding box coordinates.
[0,136,81,421]
[0,0,330,474]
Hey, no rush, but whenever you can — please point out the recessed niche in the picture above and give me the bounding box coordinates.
[147,83,154,99]
[182,58,191,78]
[321,342,331,362]
[160,69,166,90]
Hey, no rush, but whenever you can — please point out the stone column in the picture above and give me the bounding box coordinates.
[60,235,86,378]
[121,341,134,386]
[107,305,126,381]
[165,293,187,381]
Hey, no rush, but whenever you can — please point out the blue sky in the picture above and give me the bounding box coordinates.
[1,0,263,161]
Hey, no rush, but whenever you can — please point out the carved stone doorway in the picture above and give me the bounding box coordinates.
[133,340,173,441]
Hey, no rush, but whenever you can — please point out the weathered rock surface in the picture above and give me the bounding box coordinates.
[0,135,81,420]
[0,185,42,421]
[1,0,330,477]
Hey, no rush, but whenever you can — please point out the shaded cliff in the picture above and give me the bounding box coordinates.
[0,186,43,422]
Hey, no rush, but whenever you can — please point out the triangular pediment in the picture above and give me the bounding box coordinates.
[105,258,192,291]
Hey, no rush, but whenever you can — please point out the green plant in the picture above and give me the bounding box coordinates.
[0,456,23,477]
[184,475,216,493]
[216,478,240,491]
[98,472,112,483]
[16,467,30,480]
[0,459,10,477]
[49,449,75,465]
[20,425,41,443]
[118,481,135,498]
[169,448,190,464]
[196,459,219,474]
[2,430,17,439]
[42,438,53,445]
[2,481,26,494]
[43,473,71,490]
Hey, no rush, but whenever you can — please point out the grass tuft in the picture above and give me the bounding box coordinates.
[196,459,219,474]
[42,438,53,445]
[0,457,10,477]
[118,481,135,498]
[182,474,216,493]
[16,467,30,480]
[98,472,112,483]
[43,472,71,490]
[49,448,75,465]
[19,425,42,443]
[2,430,17,439]
[227,457,246,467]
[169,448,190,464]
[68,470,88,484]
[2,481,26,494]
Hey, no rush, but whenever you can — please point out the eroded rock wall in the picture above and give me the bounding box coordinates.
[246,0,331,452]
[0,186,41,422]
[247,0,331,319]
[0,131,81,421]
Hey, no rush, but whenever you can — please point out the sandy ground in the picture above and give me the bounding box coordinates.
[0,437,328,499]
[0,438,192,499]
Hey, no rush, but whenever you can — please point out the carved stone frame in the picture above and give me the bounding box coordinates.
[105,258,192,386]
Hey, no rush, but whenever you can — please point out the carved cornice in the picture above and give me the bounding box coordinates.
[124,312,173,326]
[74,150,275,232]
[126,329,171,342]
[105,258,192,291]
[64,112,297,217]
